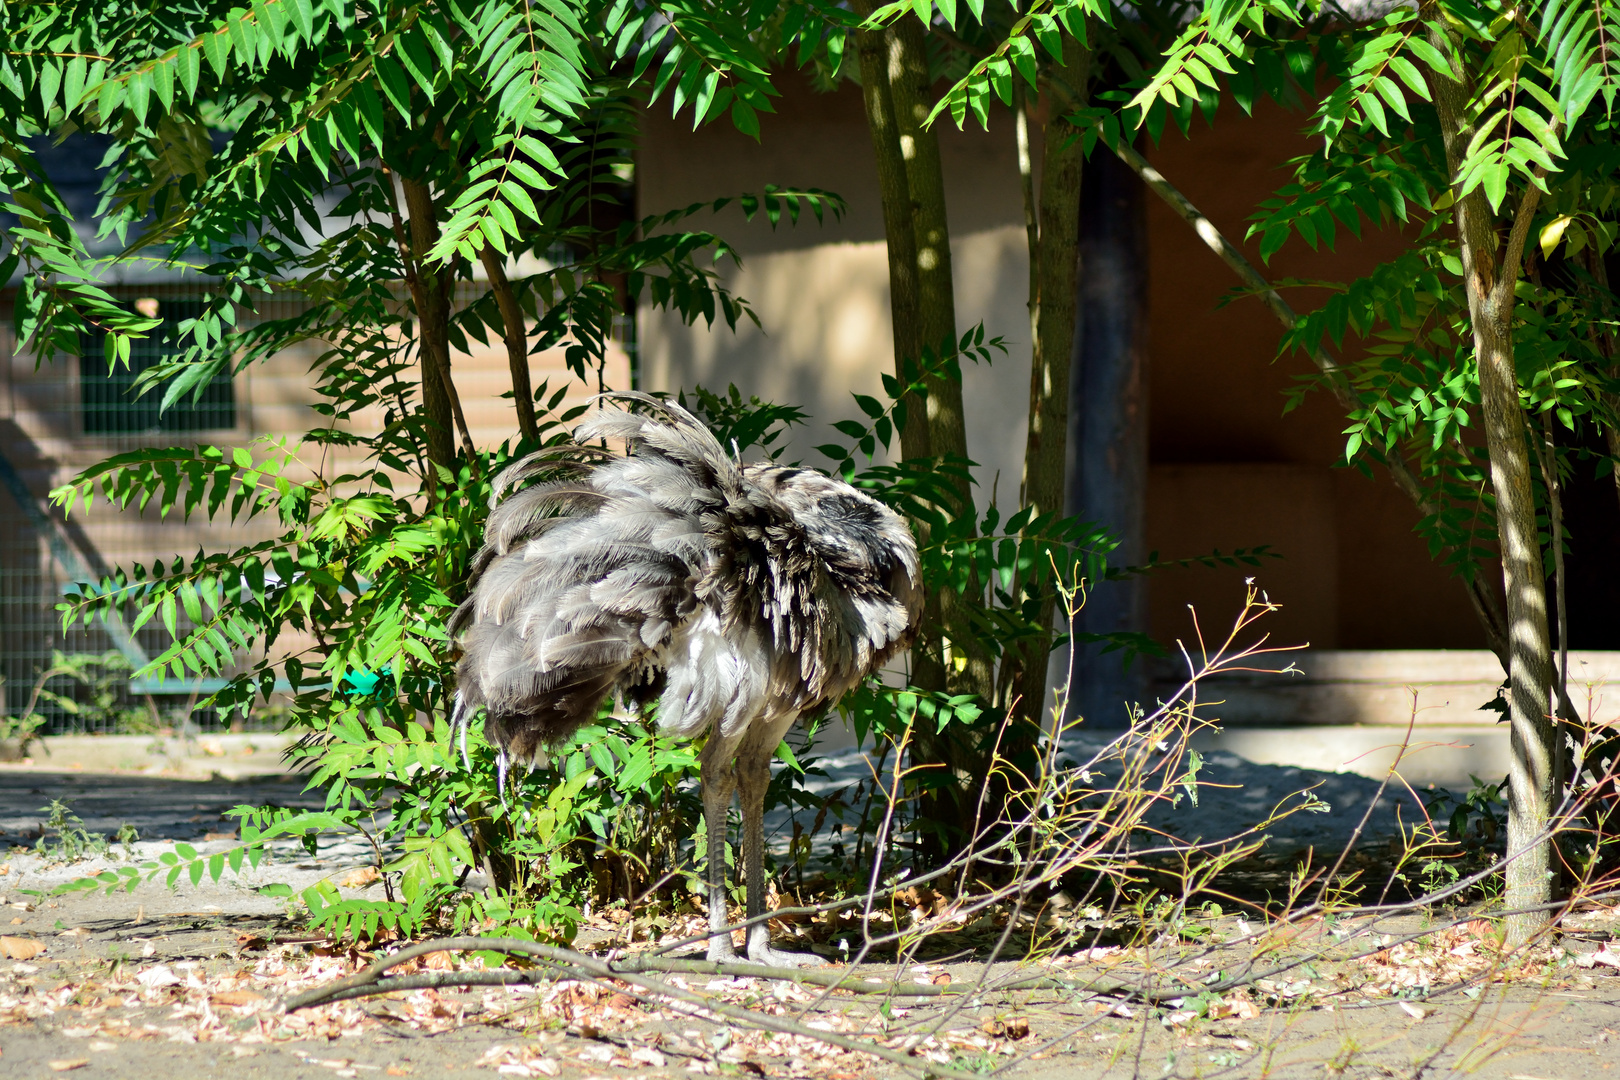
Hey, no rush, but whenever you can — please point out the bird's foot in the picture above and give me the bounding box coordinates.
[705,939,742,964]
[745,938,823,968]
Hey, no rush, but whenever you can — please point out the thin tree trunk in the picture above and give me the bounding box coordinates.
[884,19,967,472]
[1584,248,1620,505]
[1022,109,1088,521]
[1012,78,1090,729]
[1534,415,1572,798]
[884,18,994,704]
[401,178,471,476]
[852,0,947,700]
[857,13,991,857]
[852,0,929,465]
[1426,17,1556,944]
[480,247,540,446]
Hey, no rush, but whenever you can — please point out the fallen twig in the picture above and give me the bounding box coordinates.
[283,936,992,1078]
[283,936,1178,1012]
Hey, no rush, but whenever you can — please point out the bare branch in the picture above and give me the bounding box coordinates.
[1105,139,1509,665]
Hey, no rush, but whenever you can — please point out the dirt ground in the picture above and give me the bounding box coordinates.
[1,766,1619,1079]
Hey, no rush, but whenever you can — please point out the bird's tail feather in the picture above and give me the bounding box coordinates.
[489,444,612,506]
[579,393,739,490]
[451,690,473,773]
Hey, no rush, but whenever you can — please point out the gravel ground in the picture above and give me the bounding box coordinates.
[0,748,1568,1080]
[0,739,1431,923]
[800,738,1428,862]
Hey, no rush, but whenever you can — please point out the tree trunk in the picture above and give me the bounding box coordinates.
[1584,248,1620,506]
[1066,143,1149,727]
[852,0,946,699]
[1011,84,1090,729]
[401,178,460,477]
[480,247,540,446]
[883,18,994,705]
[1426,18,1556,944]
[884,19,966,472]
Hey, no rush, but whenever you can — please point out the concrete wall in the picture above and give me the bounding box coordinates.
[0,286,627,705]
[637,75,1033,509]
[1153,649,1620,728]
[636,73,1504,664]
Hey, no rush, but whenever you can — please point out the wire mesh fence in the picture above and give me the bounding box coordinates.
[1,283,300,736]
[1,277,634,737]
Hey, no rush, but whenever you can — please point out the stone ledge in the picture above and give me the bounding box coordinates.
[1152,649,1620,727]
[1191,724,1511,791]
[0,733,296,779]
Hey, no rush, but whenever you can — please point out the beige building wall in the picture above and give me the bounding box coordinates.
[0,287,626,702]
[635,71,1524,710]
[638,76,1035,510]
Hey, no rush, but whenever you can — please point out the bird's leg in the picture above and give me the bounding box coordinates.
[736,720,821,967]
[699,729,743,962]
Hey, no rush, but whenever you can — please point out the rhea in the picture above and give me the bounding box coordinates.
[451,394,922,965]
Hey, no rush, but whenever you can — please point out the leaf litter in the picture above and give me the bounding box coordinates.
[0,921,1049,1078]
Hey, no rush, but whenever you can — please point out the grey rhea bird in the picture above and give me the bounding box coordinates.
[449,392,922,965]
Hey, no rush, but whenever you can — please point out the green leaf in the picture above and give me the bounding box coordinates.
[202,29,230,78]
[375,56,413,116]
[39,61,62,113]
[288,0,316,40]
[396,27,439,102]
[177,45,201,100]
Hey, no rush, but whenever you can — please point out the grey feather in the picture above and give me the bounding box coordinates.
[453,395,923,767]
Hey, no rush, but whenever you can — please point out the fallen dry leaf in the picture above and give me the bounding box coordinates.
[1210,996,1263,1021]
[57,927,90,938]
[339,866,381,888]
[212,990,268,1007]
[1399,1002,1434,1020]
[931,972,952,986]
[1576,947,1620,970]
[0,936,44,960]
[135,965,181,989]
[981,1016,1030,1040]
[48,1060,89,1072]
[424,951,456,971]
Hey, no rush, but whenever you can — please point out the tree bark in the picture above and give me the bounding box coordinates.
[852,0,948,701]
[1011,78,1090,729]
[1426,17,1556,944]
[479,247,540,446]
[1066,142,1149,728]
[400,178,465,477]
[884,19,968,474]
[883,19,995,705]
[852,1,929,466]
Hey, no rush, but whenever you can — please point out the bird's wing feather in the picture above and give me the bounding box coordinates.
[455,398,922,771]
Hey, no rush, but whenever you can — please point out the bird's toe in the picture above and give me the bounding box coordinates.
[745,941,823,968]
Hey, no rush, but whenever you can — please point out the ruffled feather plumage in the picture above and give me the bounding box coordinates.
[452,394,922,768]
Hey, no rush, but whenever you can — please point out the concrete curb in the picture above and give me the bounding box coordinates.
[0,726,1509,791]
[0,733,297,779]
[1192,724,1511,791]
